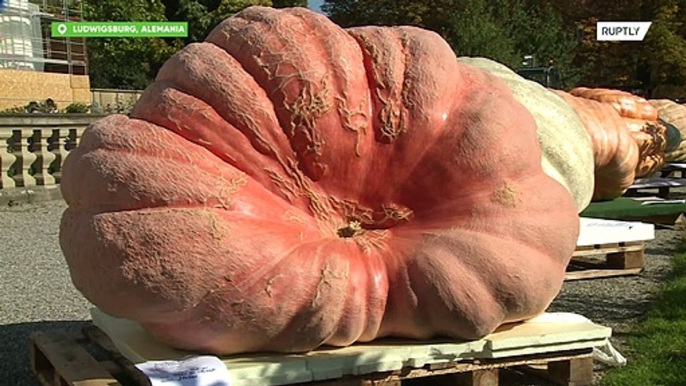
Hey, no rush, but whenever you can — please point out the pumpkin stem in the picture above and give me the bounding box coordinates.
[337,220,362,238]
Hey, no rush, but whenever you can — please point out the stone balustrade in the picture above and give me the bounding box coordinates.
[0,114,104,190]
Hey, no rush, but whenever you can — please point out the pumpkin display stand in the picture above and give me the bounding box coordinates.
[581,197,686,225]
[623,163,686,199]
[660,163,686,178]
[625,176,686,199]
[30,309,613,386]
[566,218,654,281]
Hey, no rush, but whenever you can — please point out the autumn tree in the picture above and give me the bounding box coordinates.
[558,0,686,98]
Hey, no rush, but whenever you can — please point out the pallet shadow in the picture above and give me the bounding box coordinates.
[0,320,92,386]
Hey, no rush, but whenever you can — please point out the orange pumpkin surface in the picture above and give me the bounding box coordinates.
[571,87,665,177]
[59,7,579,355]
[571,87,658,121]
[555,91,639,200]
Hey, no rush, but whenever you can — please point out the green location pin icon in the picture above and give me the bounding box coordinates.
[57,23,67,36]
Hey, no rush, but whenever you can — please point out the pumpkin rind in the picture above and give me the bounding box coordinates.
[571,87,658,121]
[571,88,666,177]
[59,7,580,355]
[650,99,686,161]
[622,119,667,177]
[457,57,594,212]
[555,91,639,201]
[661,120,683,153]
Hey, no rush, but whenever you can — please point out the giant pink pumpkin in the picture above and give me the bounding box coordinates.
[59,6,579,355]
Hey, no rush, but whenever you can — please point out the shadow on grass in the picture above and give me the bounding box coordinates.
[0,320,92,386]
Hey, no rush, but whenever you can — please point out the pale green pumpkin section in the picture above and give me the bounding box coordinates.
[458,57,595,212]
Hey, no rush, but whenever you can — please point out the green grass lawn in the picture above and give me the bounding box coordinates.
[602,247,686,386]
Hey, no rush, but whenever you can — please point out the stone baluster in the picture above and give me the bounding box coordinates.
[12,129,37,187]
[32,129,56,186]
[74,128,86,147]
[64,128,85,151]
[0,129,16,189]
[50,128,70,183]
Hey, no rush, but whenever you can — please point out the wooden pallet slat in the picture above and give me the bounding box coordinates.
[573,241,644,256]
[30,331,119,386]
[547,357,594,386]
[82,326,152,386]
[566,241,645,281]
[30,327,599,386]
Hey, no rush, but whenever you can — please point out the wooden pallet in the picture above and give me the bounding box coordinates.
[566,241,645,281]
[660,163,686,179]
[626,177,686,199]
[29,326,596,386]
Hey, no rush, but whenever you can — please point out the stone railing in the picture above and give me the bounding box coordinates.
[0,114,105,190]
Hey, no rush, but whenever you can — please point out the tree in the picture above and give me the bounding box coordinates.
[641,0,686,98]
[83,0,179,89]
[272,0,308,7]
[84,0,273,90]
[560,0,686,97]
[500,0,580,87]
[322,0,576,75]
[322,0,431,27]
[441,0,519,66]
[162,0,271,44]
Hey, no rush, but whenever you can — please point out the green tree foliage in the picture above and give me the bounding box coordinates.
[322,0,430,27]
[84,0,273,89]
[564,0,686,98]
[501,1,580,87]
[322,0,519,63]
[162,0,271,44]
[641,1,686,98]
[322,0,577,84]
[441,0,520,66]
[84,0,686,97]
[83,0,179,89]
[272,0,309,7]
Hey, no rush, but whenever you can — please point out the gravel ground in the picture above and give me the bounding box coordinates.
[0,200,680,386]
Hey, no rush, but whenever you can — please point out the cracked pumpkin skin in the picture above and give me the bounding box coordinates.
[59,6,579,355]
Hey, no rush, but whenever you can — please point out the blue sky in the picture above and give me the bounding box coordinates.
[308,0,324,13]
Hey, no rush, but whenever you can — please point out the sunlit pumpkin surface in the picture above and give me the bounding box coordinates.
[650,99,686,162]
[555,91,639,201]
[60,6,580,355]
[569,87,667,179]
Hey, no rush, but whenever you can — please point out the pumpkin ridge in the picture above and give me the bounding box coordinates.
[349,26,473,207]
[143,46,336,215]
[206,7,374,186]
[288,8,372,158]
[131,81,312,209]
[347,26,408,144]
[153,43,286,152]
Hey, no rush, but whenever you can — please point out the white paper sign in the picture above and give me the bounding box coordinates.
[136,356,231,386]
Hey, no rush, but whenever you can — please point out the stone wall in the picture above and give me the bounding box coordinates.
[0,69,91,110]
